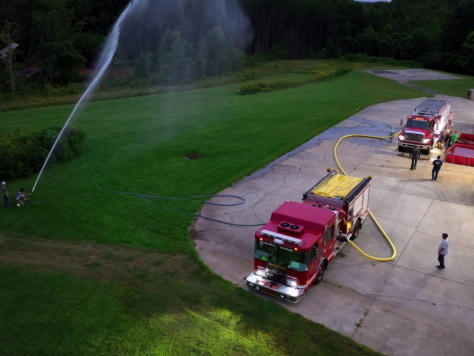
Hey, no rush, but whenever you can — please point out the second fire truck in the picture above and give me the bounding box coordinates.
[398,99,453,154]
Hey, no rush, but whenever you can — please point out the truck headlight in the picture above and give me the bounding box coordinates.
[287,276,297,288]
[423,138,431,144]
[399,135,405,141]
[255,266,266,277]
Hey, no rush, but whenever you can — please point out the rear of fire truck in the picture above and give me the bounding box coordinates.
[303,171,371,241]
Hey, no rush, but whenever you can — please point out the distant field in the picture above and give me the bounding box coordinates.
[0,59,405,111]
[411,75,474,97]
[0,68,420,355]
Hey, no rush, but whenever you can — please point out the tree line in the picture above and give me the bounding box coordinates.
[241,0,473,74]
[1,0,473,93]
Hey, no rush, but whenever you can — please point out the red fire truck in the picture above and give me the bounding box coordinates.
[246,171,371,302]
[398,99,453,154]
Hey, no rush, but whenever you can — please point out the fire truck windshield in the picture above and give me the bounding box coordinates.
[255,240,308,272]
[406,119,431,130]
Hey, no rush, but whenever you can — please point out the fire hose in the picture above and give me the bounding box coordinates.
[333,131,400,262]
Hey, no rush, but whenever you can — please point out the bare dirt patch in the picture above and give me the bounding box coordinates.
[0,233,195,290]
[185,153,202,160]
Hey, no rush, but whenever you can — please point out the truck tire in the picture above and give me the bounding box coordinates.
[314,262,326,285]
[350,220,361,240]
[398,145,404,152]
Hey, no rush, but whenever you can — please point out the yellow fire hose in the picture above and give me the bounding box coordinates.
[333,131,400,262]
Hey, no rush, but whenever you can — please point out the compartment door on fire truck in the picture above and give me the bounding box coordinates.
[309,243,320,281]
[323,225,335,259]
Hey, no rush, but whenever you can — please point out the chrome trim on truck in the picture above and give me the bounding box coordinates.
[246,272,305,303]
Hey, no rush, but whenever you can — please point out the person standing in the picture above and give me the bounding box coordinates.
[438,131,445,149]
[452,131,459,146]
[444,133,452,151]
[432,156,443,181]
[410,147,420,170]
[437,233,449,269]
[1,181,9,208]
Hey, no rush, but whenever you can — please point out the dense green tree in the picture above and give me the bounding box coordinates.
[158,29,195,85]
[198,26,241,76]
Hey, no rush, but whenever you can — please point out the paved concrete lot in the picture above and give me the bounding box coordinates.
[193,93,474,356]
[367,69,461,82]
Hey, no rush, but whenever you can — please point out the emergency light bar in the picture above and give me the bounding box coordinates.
[260,229,303,246]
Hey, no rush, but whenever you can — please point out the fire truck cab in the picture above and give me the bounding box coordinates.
[246,201,338,302]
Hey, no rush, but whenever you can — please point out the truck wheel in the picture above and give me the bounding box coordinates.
[314,263,326,285]
[398,145,404,152]
[350,220,361,240]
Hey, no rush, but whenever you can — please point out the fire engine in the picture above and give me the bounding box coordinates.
[246,170,371,302]
[398,99,453,154]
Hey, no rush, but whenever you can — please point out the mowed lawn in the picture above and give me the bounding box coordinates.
[411,75,474,97]
[0,70,421,355]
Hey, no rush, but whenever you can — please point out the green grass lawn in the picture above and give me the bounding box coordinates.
[411,75,474,97]
[0,69,422,355]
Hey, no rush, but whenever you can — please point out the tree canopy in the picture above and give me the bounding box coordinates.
[0,0,473,90]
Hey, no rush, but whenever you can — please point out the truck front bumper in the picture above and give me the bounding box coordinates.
[398,141,430,151]
[246,272,305,303]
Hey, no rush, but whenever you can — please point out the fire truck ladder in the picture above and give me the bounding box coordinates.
[333,131,399,262]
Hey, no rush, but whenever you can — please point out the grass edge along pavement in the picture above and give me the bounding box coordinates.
[0,70,422,355]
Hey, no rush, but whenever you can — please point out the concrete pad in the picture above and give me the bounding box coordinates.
[353,297,474,356]
[380,266,474,330]
[324,252,394,296]
[351,216,416,262]
[287,281,374,336]
[367,69,461,82]
[369,188,433,227]
[398,231,474,285]
[195,238,252,284]
[417,201,474,249]
[194,93,474,356]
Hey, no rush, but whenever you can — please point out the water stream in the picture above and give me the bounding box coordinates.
[32,0,148,192]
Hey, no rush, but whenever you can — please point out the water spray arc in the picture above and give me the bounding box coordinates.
[32,0,148,193]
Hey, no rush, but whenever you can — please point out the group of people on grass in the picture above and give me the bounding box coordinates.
[1,181,30,208]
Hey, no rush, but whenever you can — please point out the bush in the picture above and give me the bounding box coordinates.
[238,67,351,95]
[0,127,85,180]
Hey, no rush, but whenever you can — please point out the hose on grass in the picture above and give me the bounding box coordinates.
[114,192,266,227]
[333,130,400,262]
